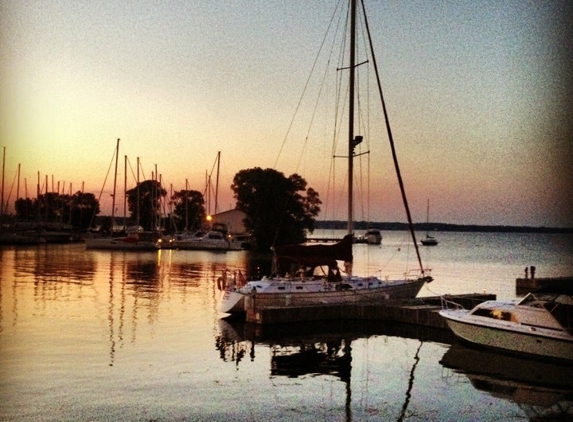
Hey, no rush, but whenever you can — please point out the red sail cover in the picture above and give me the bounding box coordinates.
[275,234,353,268]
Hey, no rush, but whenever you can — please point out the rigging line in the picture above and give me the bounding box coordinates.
[273,1,344,169]
[297,9,347,173]
[360,0,426,276]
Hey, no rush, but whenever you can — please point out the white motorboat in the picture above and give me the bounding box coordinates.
[439,287,573,362]
[175,230,244,251]
[364,228,382,245]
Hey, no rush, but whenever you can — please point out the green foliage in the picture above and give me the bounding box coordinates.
[126,180,167,231]
[169,189,206,232]
[231,167,321,251]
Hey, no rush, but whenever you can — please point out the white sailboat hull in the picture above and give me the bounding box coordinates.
[85,237,159,250]
[219,277,426,314]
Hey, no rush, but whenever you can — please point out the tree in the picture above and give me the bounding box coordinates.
[69,191,100,230]
[15,198,37,221]
[231,167,321,251]
[126,180,167,231]
[169,189,206,232]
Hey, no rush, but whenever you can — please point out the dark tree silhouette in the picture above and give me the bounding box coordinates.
[231,167,321,251]
[169,189,206,232]
[126,180,167,231]
[69,191,100,230]
[14,198,37,221]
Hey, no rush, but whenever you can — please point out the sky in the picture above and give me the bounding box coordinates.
[1,0,572,228]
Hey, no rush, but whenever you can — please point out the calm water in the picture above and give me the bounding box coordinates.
[1,231,572,421]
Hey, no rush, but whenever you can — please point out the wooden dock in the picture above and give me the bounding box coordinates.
[245,293,495,328]
[516,276,573,295]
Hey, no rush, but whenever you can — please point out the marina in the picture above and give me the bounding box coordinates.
[1,230,572,421]
[1,0,572,420]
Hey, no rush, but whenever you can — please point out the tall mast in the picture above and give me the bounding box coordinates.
[123,155,127,231]
[215,151,220,216]
[1,146,5,219]
[347,0,357,235]
[136,157,140,226]
[111,138,120,228]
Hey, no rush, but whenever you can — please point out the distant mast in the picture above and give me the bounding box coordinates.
[111,138,120,228]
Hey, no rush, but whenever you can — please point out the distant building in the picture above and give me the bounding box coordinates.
[210,209,247,234]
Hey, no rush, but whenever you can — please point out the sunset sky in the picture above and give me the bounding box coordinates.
[1,0,571,228]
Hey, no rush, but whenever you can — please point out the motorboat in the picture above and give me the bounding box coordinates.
[439,286,573,362]
[364,228,382,245]
[175,230,244,251]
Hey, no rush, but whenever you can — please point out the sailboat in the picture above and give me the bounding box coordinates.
[218,0,432,314]
[85,139,159,251]
[420,199,438,246]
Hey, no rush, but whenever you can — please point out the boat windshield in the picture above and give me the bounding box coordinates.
[519,292,573,332]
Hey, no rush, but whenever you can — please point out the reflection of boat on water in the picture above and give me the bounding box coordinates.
[440,342,573,419]
[216,317,454,375]
[218,0,433,314]
[216,317,445,420]
[439,284,573,363]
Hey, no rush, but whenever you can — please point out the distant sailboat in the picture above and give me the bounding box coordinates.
[85,139,158,251]
[420,199,438,246]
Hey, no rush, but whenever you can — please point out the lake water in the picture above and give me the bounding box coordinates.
[1,231,572,421]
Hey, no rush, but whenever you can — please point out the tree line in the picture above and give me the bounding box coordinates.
[10,167,322,251]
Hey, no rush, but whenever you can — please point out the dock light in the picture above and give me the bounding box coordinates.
[206,215,212,222]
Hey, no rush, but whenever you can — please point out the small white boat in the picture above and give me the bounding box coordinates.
[364,228,382,245]
[175,230,244,251]
[439,287,573,362]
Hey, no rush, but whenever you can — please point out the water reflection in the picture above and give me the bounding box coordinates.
[216,318,455,420]
[440,342,573,420]
[14,244,97,285]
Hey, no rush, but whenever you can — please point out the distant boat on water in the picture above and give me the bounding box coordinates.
[420,199,438,246]
[354,227,382,245]
[84,138,159,251]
